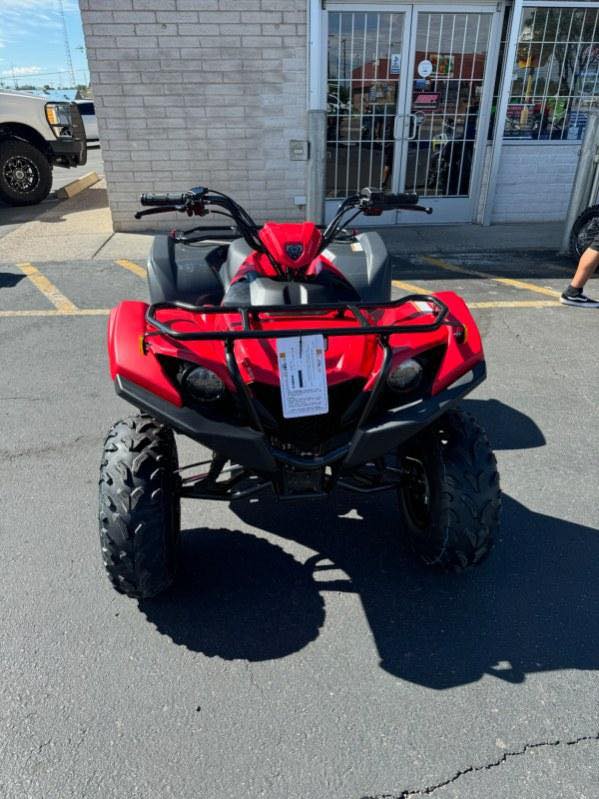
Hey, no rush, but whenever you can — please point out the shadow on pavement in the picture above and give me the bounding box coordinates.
[0,272,26,288]
[140,402,597,687]
[461,398,546,450]
[140,528,325,660]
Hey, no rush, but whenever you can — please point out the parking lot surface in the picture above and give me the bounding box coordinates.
[0,250,597,798]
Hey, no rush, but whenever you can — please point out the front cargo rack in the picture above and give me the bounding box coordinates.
[145,294,449,342]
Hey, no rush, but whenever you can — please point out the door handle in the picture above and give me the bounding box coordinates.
[406,113,420,140]
[394,114,420,141]
[393,114,404,140]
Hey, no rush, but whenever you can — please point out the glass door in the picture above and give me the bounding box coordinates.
[324,5,499,225]
[325,6,412,224]
[398,7,496,223]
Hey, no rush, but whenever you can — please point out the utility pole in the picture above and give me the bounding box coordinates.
[57,0,76,87]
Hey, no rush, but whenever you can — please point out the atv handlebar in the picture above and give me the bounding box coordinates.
[140,192,195,206]
[134,185,432,265]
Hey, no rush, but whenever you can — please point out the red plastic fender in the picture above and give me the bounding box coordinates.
[107,301,183,407]
[431,291,484,395]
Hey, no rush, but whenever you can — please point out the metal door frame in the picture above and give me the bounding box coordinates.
[321,2,503,224]
[395,3,503,223]
[325,3,414,224]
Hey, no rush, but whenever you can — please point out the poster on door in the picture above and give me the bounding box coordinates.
[431,55,455,78]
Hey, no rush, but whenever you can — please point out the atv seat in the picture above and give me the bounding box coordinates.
[221,270,361,307]
[147,234,226,305]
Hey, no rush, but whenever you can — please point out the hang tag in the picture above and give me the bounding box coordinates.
[277,335,329,419]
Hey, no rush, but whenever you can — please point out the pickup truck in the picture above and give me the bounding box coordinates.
[0,91,87,206]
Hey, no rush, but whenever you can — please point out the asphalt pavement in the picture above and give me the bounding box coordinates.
[0,244,597,798]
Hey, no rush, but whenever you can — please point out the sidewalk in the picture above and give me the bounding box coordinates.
[0,183,567,263]
[378,220,565,256]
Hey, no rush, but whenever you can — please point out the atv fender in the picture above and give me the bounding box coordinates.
[108,300,182,406]
[323,232,392,303]
[431,291,484,395]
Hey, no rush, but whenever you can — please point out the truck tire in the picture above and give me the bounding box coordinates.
[0,140,52,206]
[397,408,500,571]
[99,415,181,598]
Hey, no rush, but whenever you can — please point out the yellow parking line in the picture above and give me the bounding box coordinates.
[392,279,429,294]
[115,259,146,279]
[468,300,560,309]
[422,256,562,298]
[492,277,561,298]
[17,262,79,313]
[0,309,110,318]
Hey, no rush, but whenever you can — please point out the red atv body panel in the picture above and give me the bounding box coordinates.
[108,292,483,406]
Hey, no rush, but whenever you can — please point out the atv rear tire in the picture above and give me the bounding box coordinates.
[99,414,180,598]
[397,408,500,571]
[0,140,52,206]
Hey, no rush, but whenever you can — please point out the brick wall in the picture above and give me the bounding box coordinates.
[491,143,579,223]
[80,0,308,231]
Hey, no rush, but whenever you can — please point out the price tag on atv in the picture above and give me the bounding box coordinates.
[276,335,328,419]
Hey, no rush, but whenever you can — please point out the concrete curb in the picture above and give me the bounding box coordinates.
[54,171,100,200]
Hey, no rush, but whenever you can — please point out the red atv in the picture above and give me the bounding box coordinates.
[100,186,500,598]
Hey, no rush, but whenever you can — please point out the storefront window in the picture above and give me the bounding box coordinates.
[505,6,599,141]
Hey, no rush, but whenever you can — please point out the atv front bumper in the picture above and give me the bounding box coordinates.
[115,360,485,474]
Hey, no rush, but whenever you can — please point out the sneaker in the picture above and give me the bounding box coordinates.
[560,291,599,308]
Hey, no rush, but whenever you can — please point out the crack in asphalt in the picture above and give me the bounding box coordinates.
[0,434,100,462]
[362,733,599,799]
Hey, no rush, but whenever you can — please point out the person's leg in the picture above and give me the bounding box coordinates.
[570,245,599,288]
[561,239,599,307]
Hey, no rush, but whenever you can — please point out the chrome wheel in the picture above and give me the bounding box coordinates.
[3,155,39,194]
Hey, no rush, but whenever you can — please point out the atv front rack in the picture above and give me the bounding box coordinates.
[124,293,480,494]
[145,294,449,342]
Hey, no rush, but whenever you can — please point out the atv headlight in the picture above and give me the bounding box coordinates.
[184,366,224,402]
[387,358,423,392]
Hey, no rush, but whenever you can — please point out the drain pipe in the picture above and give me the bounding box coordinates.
[560,112,599,254]
[306,0,326,225]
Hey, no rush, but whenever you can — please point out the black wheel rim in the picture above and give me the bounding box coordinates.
[400,456,432,530]
[577,216,599,255]
[3,156,39,193]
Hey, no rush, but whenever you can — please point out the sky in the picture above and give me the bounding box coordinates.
[0,0,89,88]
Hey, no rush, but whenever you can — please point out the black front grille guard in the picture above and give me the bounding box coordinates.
[145,295,451,446]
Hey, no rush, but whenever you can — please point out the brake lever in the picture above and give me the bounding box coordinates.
[134,206,177,219]
[134,201,208,220]
[396,204,433,214]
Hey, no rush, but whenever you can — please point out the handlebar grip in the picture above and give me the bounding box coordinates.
[140,192,188,206]
[385,192,419,206]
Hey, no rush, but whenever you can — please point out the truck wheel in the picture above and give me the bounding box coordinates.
[397,408,500,571]
[99,415,181,598]
[0,140,52,206]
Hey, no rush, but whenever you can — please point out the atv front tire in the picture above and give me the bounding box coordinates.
[99,415,180,598]
[397,408,500,571]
